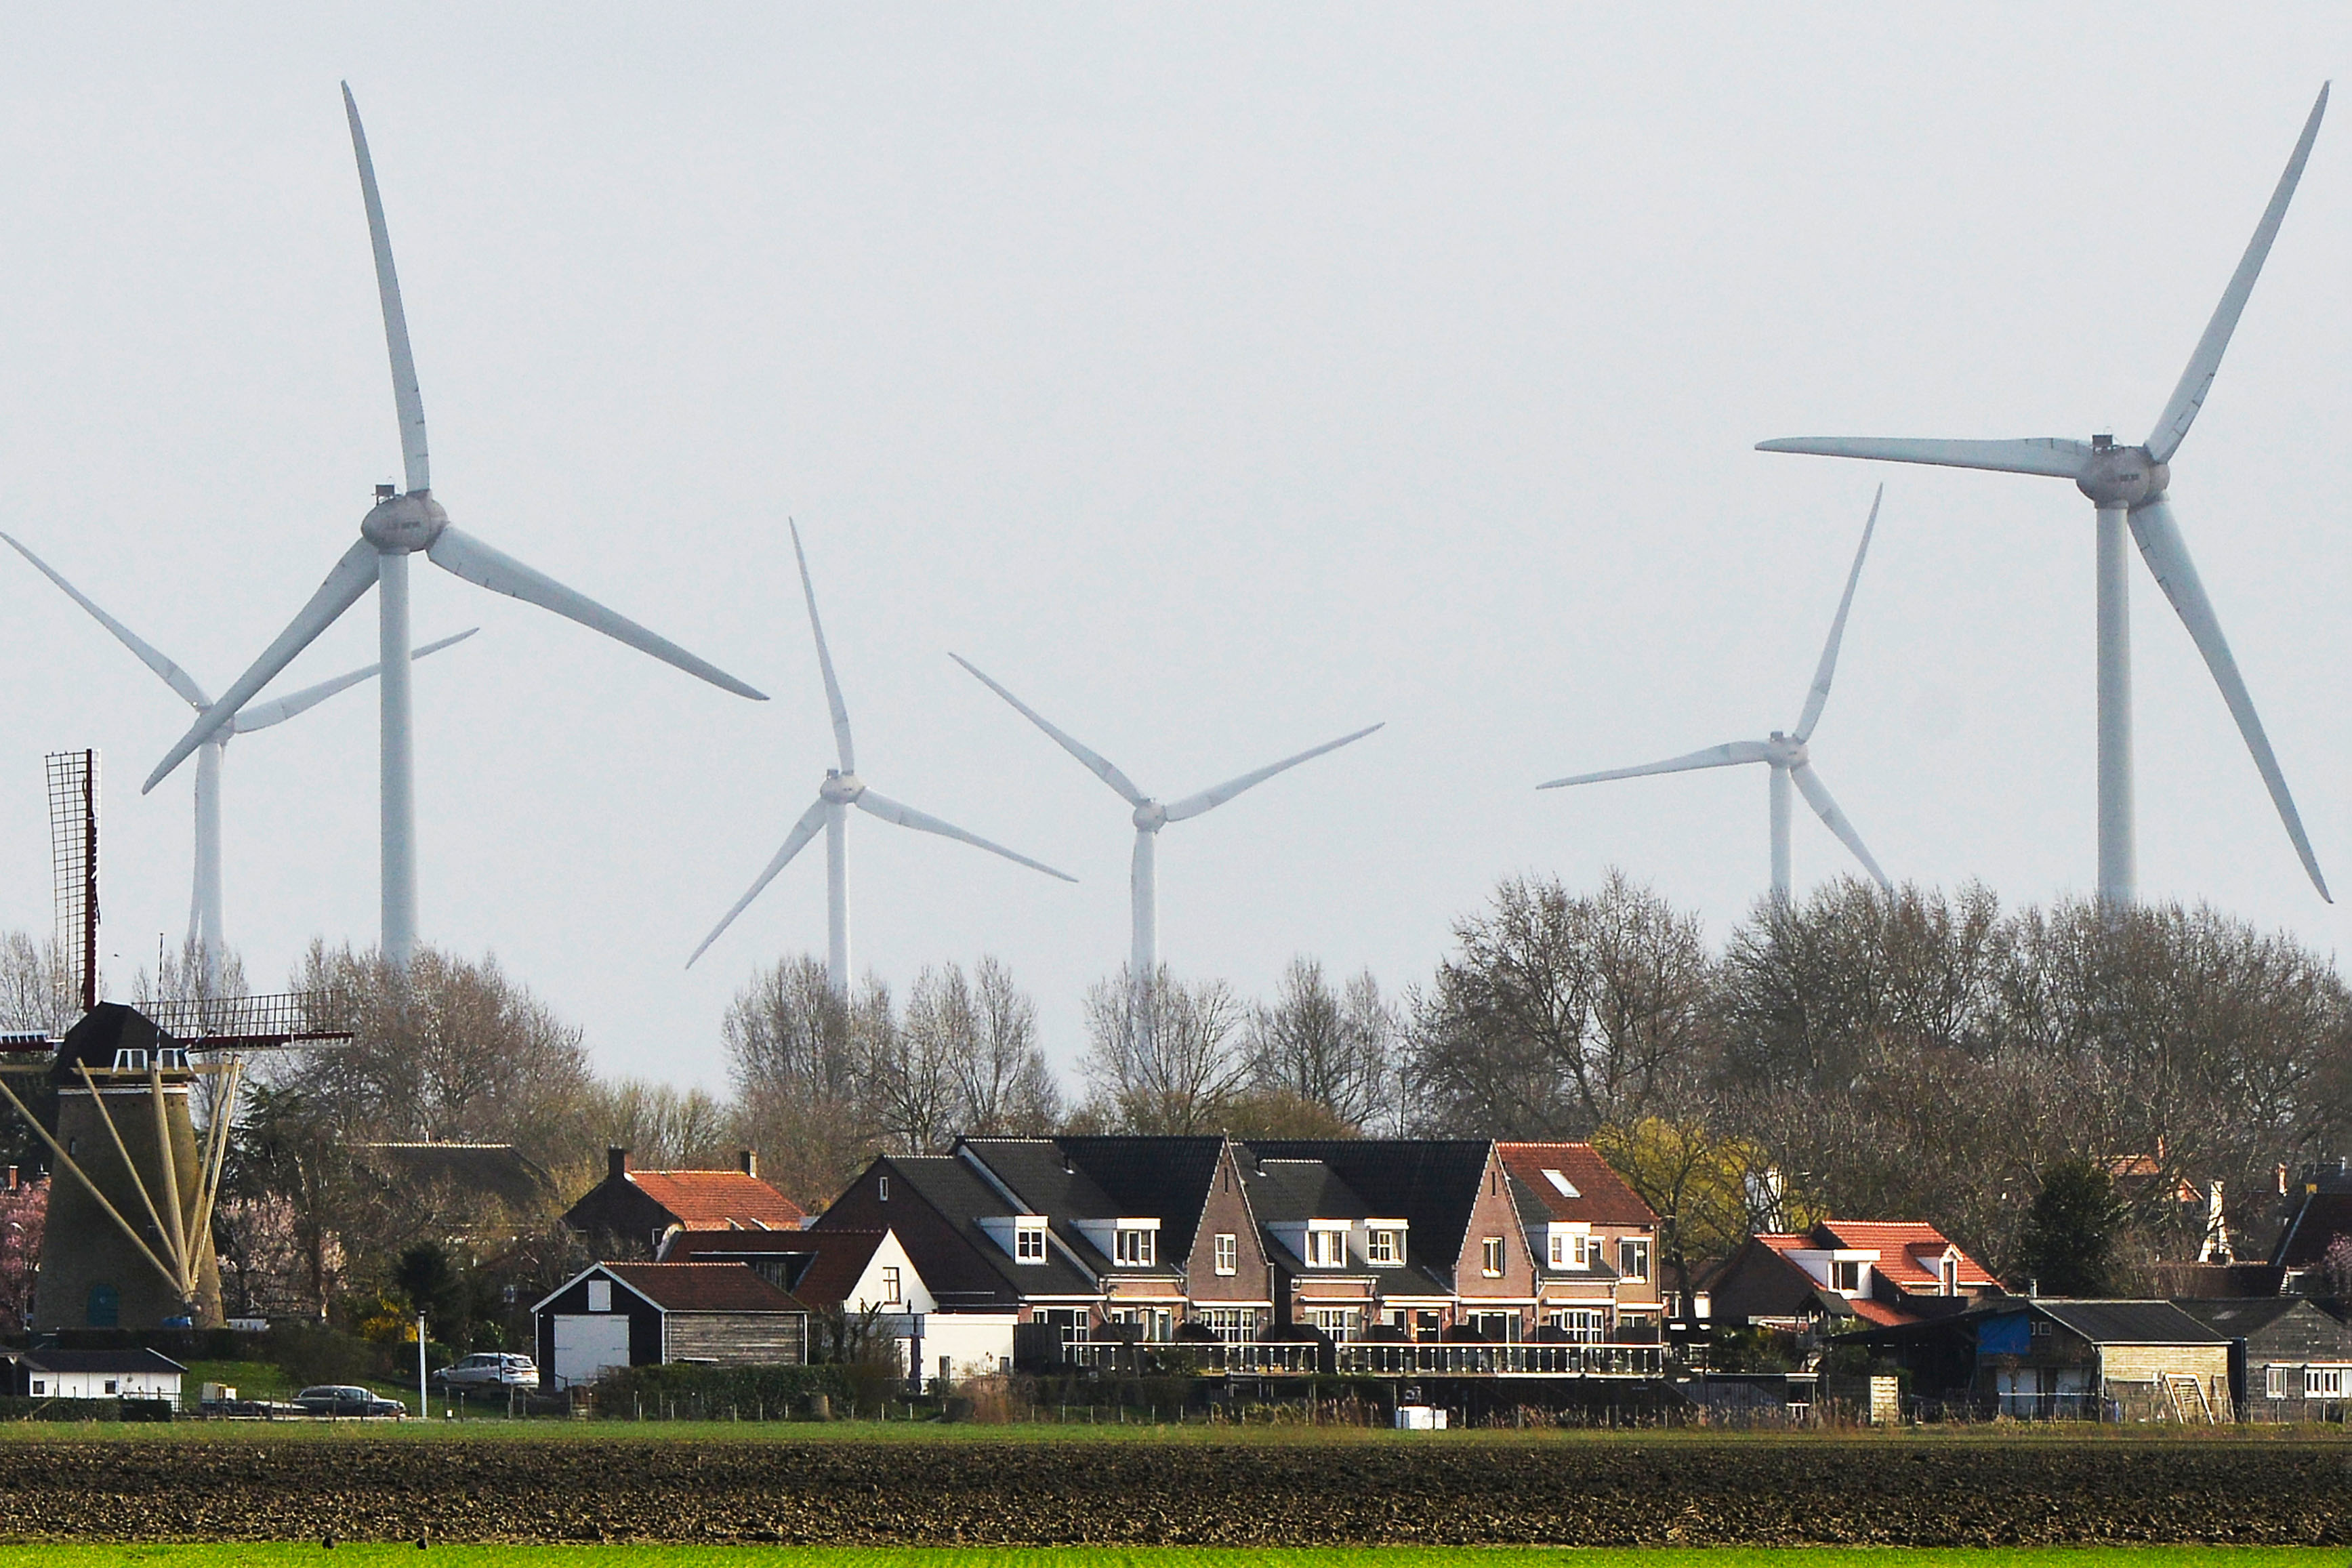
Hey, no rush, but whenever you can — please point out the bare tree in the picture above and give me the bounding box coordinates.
[907,956,1061,1137]
[583,1078,737,1170]
[1243,958,1397,1131]
[725,957,884,1208]
[1079,967,1247,1134]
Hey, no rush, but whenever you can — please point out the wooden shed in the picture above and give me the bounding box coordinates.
[532,1262,809,1390]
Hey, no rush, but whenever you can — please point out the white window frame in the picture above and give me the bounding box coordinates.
[1481,1236,1506,1278]
[1306,1227,1348,1268]
[1115,1227,1155,1268]
[1198,1306,1255,1343]
[1548,1308,1606,1344]
[1940,1254,1959,1295]
[2307,1364,2347,1399]
[586,1279,613,1313]
[1015,1223,1047,1263]
[2265,1363,2291,1399]
[1367,1228,1401,1266]
[1830,1257,1861,1294]
[879,1265,902,1306]
[1618,1237,1651,1283]
[1214,1233,1237,1276]
[1310,1306,1363,1339]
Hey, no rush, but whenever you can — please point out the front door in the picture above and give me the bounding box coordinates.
[552,1313,633,1389]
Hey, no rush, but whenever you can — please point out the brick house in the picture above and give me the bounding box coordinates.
[563,1147,806,1256]
[1498,1141,1662,1342]
[1710,1220,2000,1332]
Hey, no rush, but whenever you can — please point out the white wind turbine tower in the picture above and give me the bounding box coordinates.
[5,533,474,993]
[1758,85,2332,907]
[1540,488,1890,904]
[949,653,1382,984]
[144,85,766,968]
[688,524,1077,993]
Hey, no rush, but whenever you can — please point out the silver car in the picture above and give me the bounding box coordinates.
[432,1353,539,1390]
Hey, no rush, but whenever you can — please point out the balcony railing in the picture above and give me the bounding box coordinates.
[1337,1342,1664,1377]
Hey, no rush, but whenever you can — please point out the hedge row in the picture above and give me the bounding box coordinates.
[0,1397,171,1423]
[588,1363,854,1416]
[0,1437,2342,1544]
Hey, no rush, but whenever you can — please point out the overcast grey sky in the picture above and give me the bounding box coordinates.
[3,6,2349,1092]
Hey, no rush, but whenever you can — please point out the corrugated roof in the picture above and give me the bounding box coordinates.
[2170,1296,2324,1336]
[2029,1299,2227,1344]
[1495,1142,1658,1227]
[628,1170,806,1231]
[601,1262,807,1315]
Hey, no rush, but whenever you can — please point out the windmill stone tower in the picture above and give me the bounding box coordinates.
[30,1004,222,1330]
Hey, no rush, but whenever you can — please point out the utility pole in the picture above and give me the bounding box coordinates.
[417,1313,428,1419]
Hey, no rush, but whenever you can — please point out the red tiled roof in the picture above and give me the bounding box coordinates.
[1846,1297,1913,1328]
[600,1262,808,1314]
[1813,1220,1998,1290]
[1496,1143,1659,1227]
[629,1170,806,1231]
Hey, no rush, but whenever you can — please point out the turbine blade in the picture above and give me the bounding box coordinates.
[1539,739,1773,790]
[949,653,1145,806]
[852,788,1077,882]
[342,83,430,495]
[1,532,209,708]
[426,526,766,699]
[2128,497,2330,899]
[1755,436,2092,479]
[1163,723,1384,823]
[2145,84,2328,465]
[1793,484,1882,743]
[789,521,854,772]
[1790,761,1891,890]
[231,626,479,733]
[142,539,380,793]
[686,796,831,968]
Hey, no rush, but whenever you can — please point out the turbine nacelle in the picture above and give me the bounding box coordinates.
[1132,800,1169,832]
[820,770,865,805]
[360,489,448,554]
[1765,733,1809,768]
[2075,440,2170,511]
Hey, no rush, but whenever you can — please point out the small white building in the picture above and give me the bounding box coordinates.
[8,1348,186,1405]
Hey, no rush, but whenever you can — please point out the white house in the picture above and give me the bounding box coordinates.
[8,1348,186,1405]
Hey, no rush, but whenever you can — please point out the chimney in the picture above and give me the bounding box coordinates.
[608,1147,630,1184]
[2278,1163,2290,1197]
[3,1165,14,1191]
[2027,1277,2040,1298]
[738,1148,758,1179]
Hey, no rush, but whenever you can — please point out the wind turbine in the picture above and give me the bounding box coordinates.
[144,84,766,968]
[688,524,1076,993]
[1540,487,1890,903]
[4,532,475,993]
[1758,85,2332,906]
[948,653,1382,983]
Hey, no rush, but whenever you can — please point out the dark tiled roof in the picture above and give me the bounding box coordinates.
[2029,1299,2227,1345]
[1049,1136,1229,1262]
[840,1155,1097,1301]
[2272,1192,2352,1269]
[1496,1143,1658,1227]
[2170,1296,2327,1336]
[52,1003,180,1084]
[955,1140,1123,1274]
[601,1262,806,1315]
[1241,1159,1372,1224]
[358,1142,559,1215]
[17,1348,186,1374]
[1243,1139,1493,1275]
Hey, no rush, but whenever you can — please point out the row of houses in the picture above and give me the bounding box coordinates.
[532,1136,2352,1420]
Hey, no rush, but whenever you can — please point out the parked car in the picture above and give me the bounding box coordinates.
[294,1385,406,1418]
[433,1353,540,1390]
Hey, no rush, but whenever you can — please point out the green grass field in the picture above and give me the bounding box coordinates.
[0,1549,2330,1568]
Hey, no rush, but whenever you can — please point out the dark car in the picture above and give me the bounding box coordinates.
[293,1384,406,1418]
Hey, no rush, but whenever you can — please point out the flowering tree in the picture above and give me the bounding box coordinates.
[0,1177,47,1332]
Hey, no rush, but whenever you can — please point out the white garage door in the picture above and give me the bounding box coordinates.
[552,1313,634,1389]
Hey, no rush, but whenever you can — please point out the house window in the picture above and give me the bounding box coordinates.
[878,1175,889,1201]
[586,1279,613,1313]
[2265,1364,2290,1399]
[880,1266,902,1306]
[1306,1229,1347,1268]
[1198,1306,1255,1342]
[1214,1233,1237,1275]
[1015,1224,1046,1263]
[2307,1365,2347,1399]
[1831,1259,1861,1294]
[1617,1238,1651,1283]
[1481,1236,1506,1277]
[1549,1232,1596,1268]
[1367,1229,1401,1266]
[1115,1228,1154,1267]
[104,1380,119,1395]
[1310,1306,1363,1339]
[1470,1311,1517,1342]
[1109,1306,1173,1342]
[1039,1307,1089,1344]
[2030,1319,2050,1338]
[1548,1308,1606,1344]
[27,1380,41,1395]
[1941,1256,1959,1296]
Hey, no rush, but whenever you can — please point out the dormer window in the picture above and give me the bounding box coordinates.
[1366,1227,1403,1266]
[1941,1254,1959,1296]
[1548,1229,1597,1268]
[1016,1222,1047,1263]
[1115,1227,1154,1267]
[1305,1228,1348,1268]
[1832,1259,1863,1294]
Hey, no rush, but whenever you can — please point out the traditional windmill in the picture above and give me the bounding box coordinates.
[0,751,349,1330]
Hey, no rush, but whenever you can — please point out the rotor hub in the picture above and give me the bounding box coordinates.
[821,771,865,804]
[2074,444,2170,511]
[1133,801,1168,831]
[361,490,449,554]
[1767,733,1807,768]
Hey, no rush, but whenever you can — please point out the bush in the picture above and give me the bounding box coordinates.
[259,1322,378,1388]
[591,1363,852,1419]
[0,1397,131,1422]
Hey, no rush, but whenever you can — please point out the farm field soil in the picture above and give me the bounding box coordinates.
[0,1549,2332,1568]
[0,1552,2332,1568]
